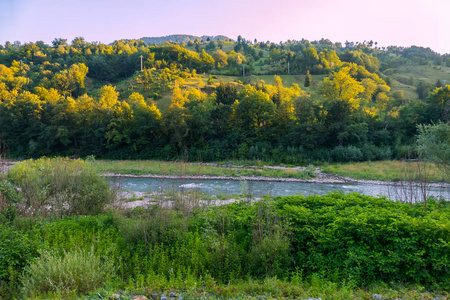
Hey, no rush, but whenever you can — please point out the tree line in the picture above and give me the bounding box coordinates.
[0,37,449,162]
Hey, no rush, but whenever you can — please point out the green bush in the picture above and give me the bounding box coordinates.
[0,224,39,294]
[7,157,114,217]
[331,145,364,162]
[276,193,450,287]
[21,249,114,296]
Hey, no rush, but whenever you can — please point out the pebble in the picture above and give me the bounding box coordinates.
[132,296,149,300]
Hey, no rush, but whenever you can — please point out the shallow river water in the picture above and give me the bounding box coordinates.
[113,177,450,201]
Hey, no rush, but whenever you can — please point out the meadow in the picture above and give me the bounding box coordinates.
[322,160,448,183]
[95,159,316,179]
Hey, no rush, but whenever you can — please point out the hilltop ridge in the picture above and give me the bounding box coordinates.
[139,34,233,45]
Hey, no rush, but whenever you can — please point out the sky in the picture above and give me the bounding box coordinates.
[1,0,449,54]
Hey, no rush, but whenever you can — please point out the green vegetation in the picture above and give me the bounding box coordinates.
[6,157,113,217]
[0,37,449,164]
[2,192,450,297]
[322,160,448,182]
[1,34,450,299]
[417,121,450,178]
[1,157,450,299]
[97,160,316,179]
[22,249,114,297]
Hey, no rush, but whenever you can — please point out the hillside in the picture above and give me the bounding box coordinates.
[0,36,449,161]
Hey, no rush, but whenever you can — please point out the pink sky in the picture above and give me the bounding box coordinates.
[1,0,449,54]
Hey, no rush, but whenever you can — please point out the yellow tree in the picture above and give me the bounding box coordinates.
[212,49,228,68]
[99,85,119,108]
[164,82,188,149]
[319,66,365,144]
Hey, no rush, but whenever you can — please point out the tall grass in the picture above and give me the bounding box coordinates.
[322,160,448,182]
[21,249,114,296]
[96,159,315,179]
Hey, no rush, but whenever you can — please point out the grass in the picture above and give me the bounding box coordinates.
[388,77,419,100]
[85,276,449,300]
[393,64,450,85]
[322,160,449,183]
[95,160,315,179]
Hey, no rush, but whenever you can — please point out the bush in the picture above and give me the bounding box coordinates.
[21,249,114,296]
[0,224,39,294]
[361,144,392,161]
[7,157,113,217]
[331,145,363,162]
[276,193,450,287]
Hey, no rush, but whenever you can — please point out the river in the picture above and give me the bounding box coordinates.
[112,176,450,202]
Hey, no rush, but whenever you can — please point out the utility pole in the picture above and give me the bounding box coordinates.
[288,61,290,74]
[140,55,143,72]
[444,79,447,86]
[242,64,245,76]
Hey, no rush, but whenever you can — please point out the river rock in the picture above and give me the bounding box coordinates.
[169,292,177,297]
[370,295,383,299]
[160,294,169,300]
[132,296,149,300]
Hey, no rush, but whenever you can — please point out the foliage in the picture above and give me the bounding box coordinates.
[0,37,449,162]
[0,189,449,297]
[0,224,39,294]
[7,157,113,217]
[21,249,114,296]
[417,121,450,178]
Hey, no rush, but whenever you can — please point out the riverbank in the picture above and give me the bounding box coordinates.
[3,158,449,186]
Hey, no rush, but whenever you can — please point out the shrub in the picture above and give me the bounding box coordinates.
[21,249,114,296]
[361,144,392,161]
[7,157,114,217]
[331,145,363,162]
[0,224,39,294]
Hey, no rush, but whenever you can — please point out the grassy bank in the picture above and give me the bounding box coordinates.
[322,160,448,183]
[2,158,450,299]
[3,193,450,299]
[95,160,316,179]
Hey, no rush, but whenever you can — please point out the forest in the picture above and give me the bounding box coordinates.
[0,35,449,163]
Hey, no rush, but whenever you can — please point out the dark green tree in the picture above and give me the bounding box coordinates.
[304,70,312,91]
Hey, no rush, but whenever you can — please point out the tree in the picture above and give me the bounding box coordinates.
[127,93,161,152]
[53,63,88,97]
[212,50,228,68]
[318,66,364,144]
[105,101,133,149]
[99,85,119,108]
[417,121,450,179]
[233,85,276,138]
[215,82,238,105]
[304,70,312,91]
[271,75,283,108]
[140,68,154,90]
[200,49,214,72]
